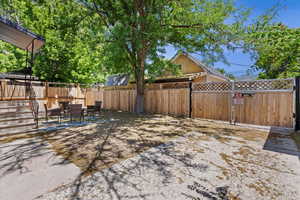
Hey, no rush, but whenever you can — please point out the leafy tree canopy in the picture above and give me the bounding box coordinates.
[0,0,106,83]
[78,0,256,112]
[216,68,235,80]
[248,24,300,79]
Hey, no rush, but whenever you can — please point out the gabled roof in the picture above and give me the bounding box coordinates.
[171,52,230,81]
[0,16,45,53]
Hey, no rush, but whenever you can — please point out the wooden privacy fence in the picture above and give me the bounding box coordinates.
[0,78,296,128]
[102,79,295,128]
[192,79,295,128]
[0,79,103,110]
[102,83,190,116]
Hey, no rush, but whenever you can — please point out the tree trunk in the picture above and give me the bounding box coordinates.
[133,1,147,114]
[135,89,144,114]
[135,67,145,114]
[134,48,145,114]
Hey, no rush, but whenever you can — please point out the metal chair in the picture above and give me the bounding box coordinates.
[58,101,70,118]
[95,101,102,115]
[59,101,70,112]
[86,105,96,119]
[44,104,62,123]
[69,104,84,122]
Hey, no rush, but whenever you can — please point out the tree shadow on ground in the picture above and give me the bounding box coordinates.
[0,111,253,200]
[0,136,53,178]
[35,113,215,200]
[183,181,229,200]
[64,131,210,200]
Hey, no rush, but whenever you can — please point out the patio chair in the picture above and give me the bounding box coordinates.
[95,101,102,115]
[59,101,70,112]
[44,104,62,123]
[58,101,70,118]
[86,105,96,119]
[69,104,84,122]
[85,101,102,120]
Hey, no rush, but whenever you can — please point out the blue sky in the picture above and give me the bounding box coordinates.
[164,0,300,76]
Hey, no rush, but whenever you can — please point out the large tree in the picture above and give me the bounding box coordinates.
[248,24,300,79]
[79,0,251,113]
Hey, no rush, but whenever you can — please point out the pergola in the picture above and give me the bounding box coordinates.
[0,16,44,52]
[0,16,45,128]
[0,16,45,76]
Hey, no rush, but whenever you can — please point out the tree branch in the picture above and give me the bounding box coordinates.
[162,23,204,29]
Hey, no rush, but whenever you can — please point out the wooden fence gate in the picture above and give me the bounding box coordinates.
[192,78,295,128]
[295,76,300,130]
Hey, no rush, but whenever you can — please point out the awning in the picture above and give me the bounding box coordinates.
[0,16,45,53]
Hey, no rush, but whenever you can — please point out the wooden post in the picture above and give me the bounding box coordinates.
[45,81,48,101]
[76,83,80,104]
[295,76,300,131]
[189,81,192,118]
[230,80,235,125]
[0,79,7,100]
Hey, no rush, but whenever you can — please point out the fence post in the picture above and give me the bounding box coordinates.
[295,76,300,131]
[45,81,48,99]
[189,81,192,118]
[0,79,6,100]
[230,80,235,125]
[76,83,80,104]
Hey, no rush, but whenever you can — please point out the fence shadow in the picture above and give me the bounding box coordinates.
[263,127,300,159]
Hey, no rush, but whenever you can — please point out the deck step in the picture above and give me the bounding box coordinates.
[0,111,34,118]
[0,126,38,136]
[0,119,35,128]
[0,116,35,123]
[0,122,36,129]
[0,106,31,113]
[0,122,37,135]
[0,105,30,109]
[0,100,41,135]
[0,100,31,103]
[0,101,31,107]
[0,112,46,122]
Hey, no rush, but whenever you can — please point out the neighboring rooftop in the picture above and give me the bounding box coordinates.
[105,74,130,86]
[170,52,230,81]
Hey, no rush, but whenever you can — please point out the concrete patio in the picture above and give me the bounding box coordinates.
[0,112,299,200]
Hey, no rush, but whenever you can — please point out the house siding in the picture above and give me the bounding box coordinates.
[192,76,207,83]
[172,54,204,74]
[206,74,227,82]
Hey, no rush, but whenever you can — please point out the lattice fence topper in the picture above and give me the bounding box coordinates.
[234,79,294,91]
[192,78,294,92]
[193,81,231,92]
[146,82,189,90]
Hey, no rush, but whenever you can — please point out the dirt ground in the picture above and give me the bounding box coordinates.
[1,111,300,200]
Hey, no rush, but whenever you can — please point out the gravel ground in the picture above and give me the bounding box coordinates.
[36,130,300,200]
